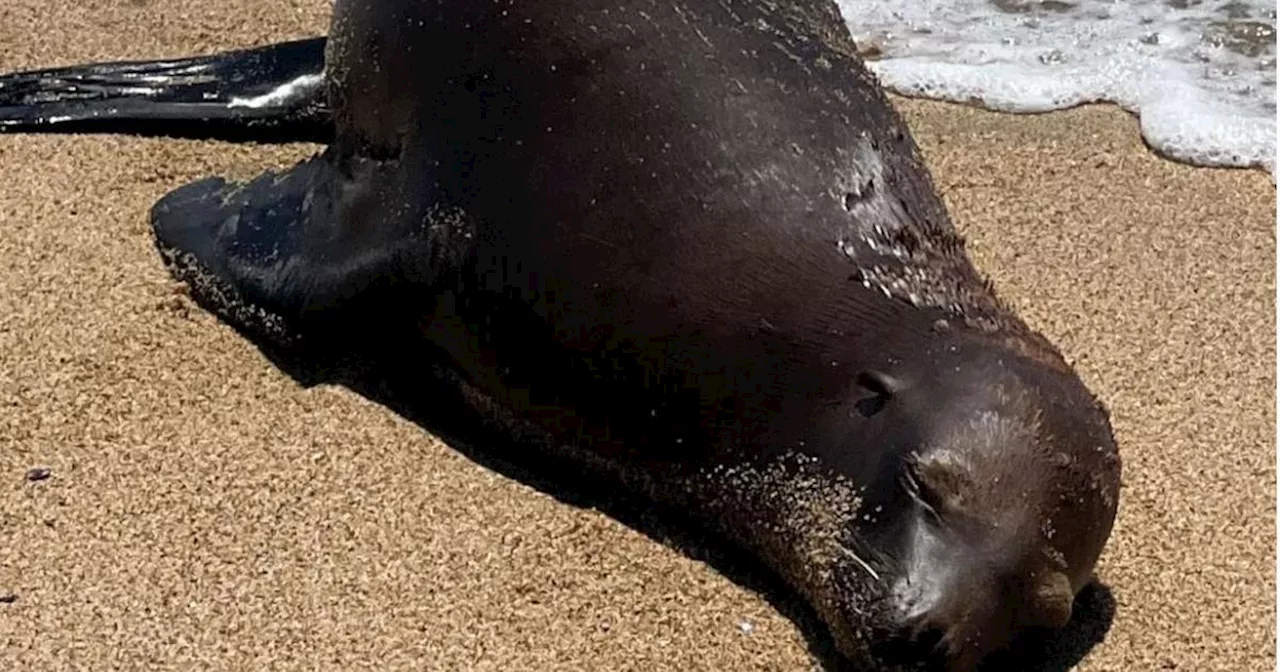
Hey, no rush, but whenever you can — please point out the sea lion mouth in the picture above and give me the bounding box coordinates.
[866,625,964,672]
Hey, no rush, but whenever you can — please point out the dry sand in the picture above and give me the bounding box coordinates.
[0,1,1274,671]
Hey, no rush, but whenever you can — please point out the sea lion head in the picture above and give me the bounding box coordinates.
[811,336,1121,671]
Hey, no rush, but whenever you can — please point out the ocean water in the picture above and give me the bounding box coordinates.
[835,0,1277,175]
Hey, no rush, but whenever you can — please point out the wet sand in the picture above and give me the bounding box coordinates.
[0,1,1274,670]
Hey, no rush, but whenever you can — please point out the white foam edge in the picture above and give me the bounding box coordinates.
[866,58,1277,178]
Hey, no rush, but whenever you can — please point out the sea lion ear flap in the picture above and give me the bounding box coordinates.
[854,370,902,418]
[857,370,902,398]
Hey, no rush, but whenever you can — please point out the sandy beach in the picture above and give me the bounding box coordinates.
[0,1,1274,670]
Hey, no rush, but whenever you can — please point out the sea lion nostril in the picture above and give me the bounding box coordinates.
[1028,571,1075,629]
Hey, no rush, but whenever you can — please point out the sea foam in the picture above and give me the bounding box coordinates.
[835,0,1277,175]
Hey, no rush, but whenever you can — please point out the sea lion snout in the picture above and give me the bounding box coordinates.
[880,515,1078,671]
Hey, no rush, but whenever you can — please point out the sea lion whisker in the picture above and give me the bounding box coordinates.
[899,461,941,518]
[838,543,882,581]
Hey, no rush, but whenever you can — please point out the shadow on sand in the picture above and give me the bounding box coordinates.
[241,325,1116,672]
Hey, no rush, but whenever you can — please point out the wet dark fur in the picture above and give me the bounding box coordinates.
[0,1,1122,670]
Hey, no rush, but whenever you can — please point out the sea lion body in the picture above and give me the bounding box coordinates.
[1,1,1122,669]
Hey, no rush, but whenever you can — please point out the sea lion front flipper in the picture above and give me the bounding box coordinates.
[152,149,461,348]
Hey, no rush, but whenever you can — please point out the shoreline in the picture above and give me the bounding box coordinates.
[891,92,1277,179]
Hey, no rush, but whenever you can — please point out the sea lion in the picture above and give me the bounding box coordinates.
[0,1,1122,669]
